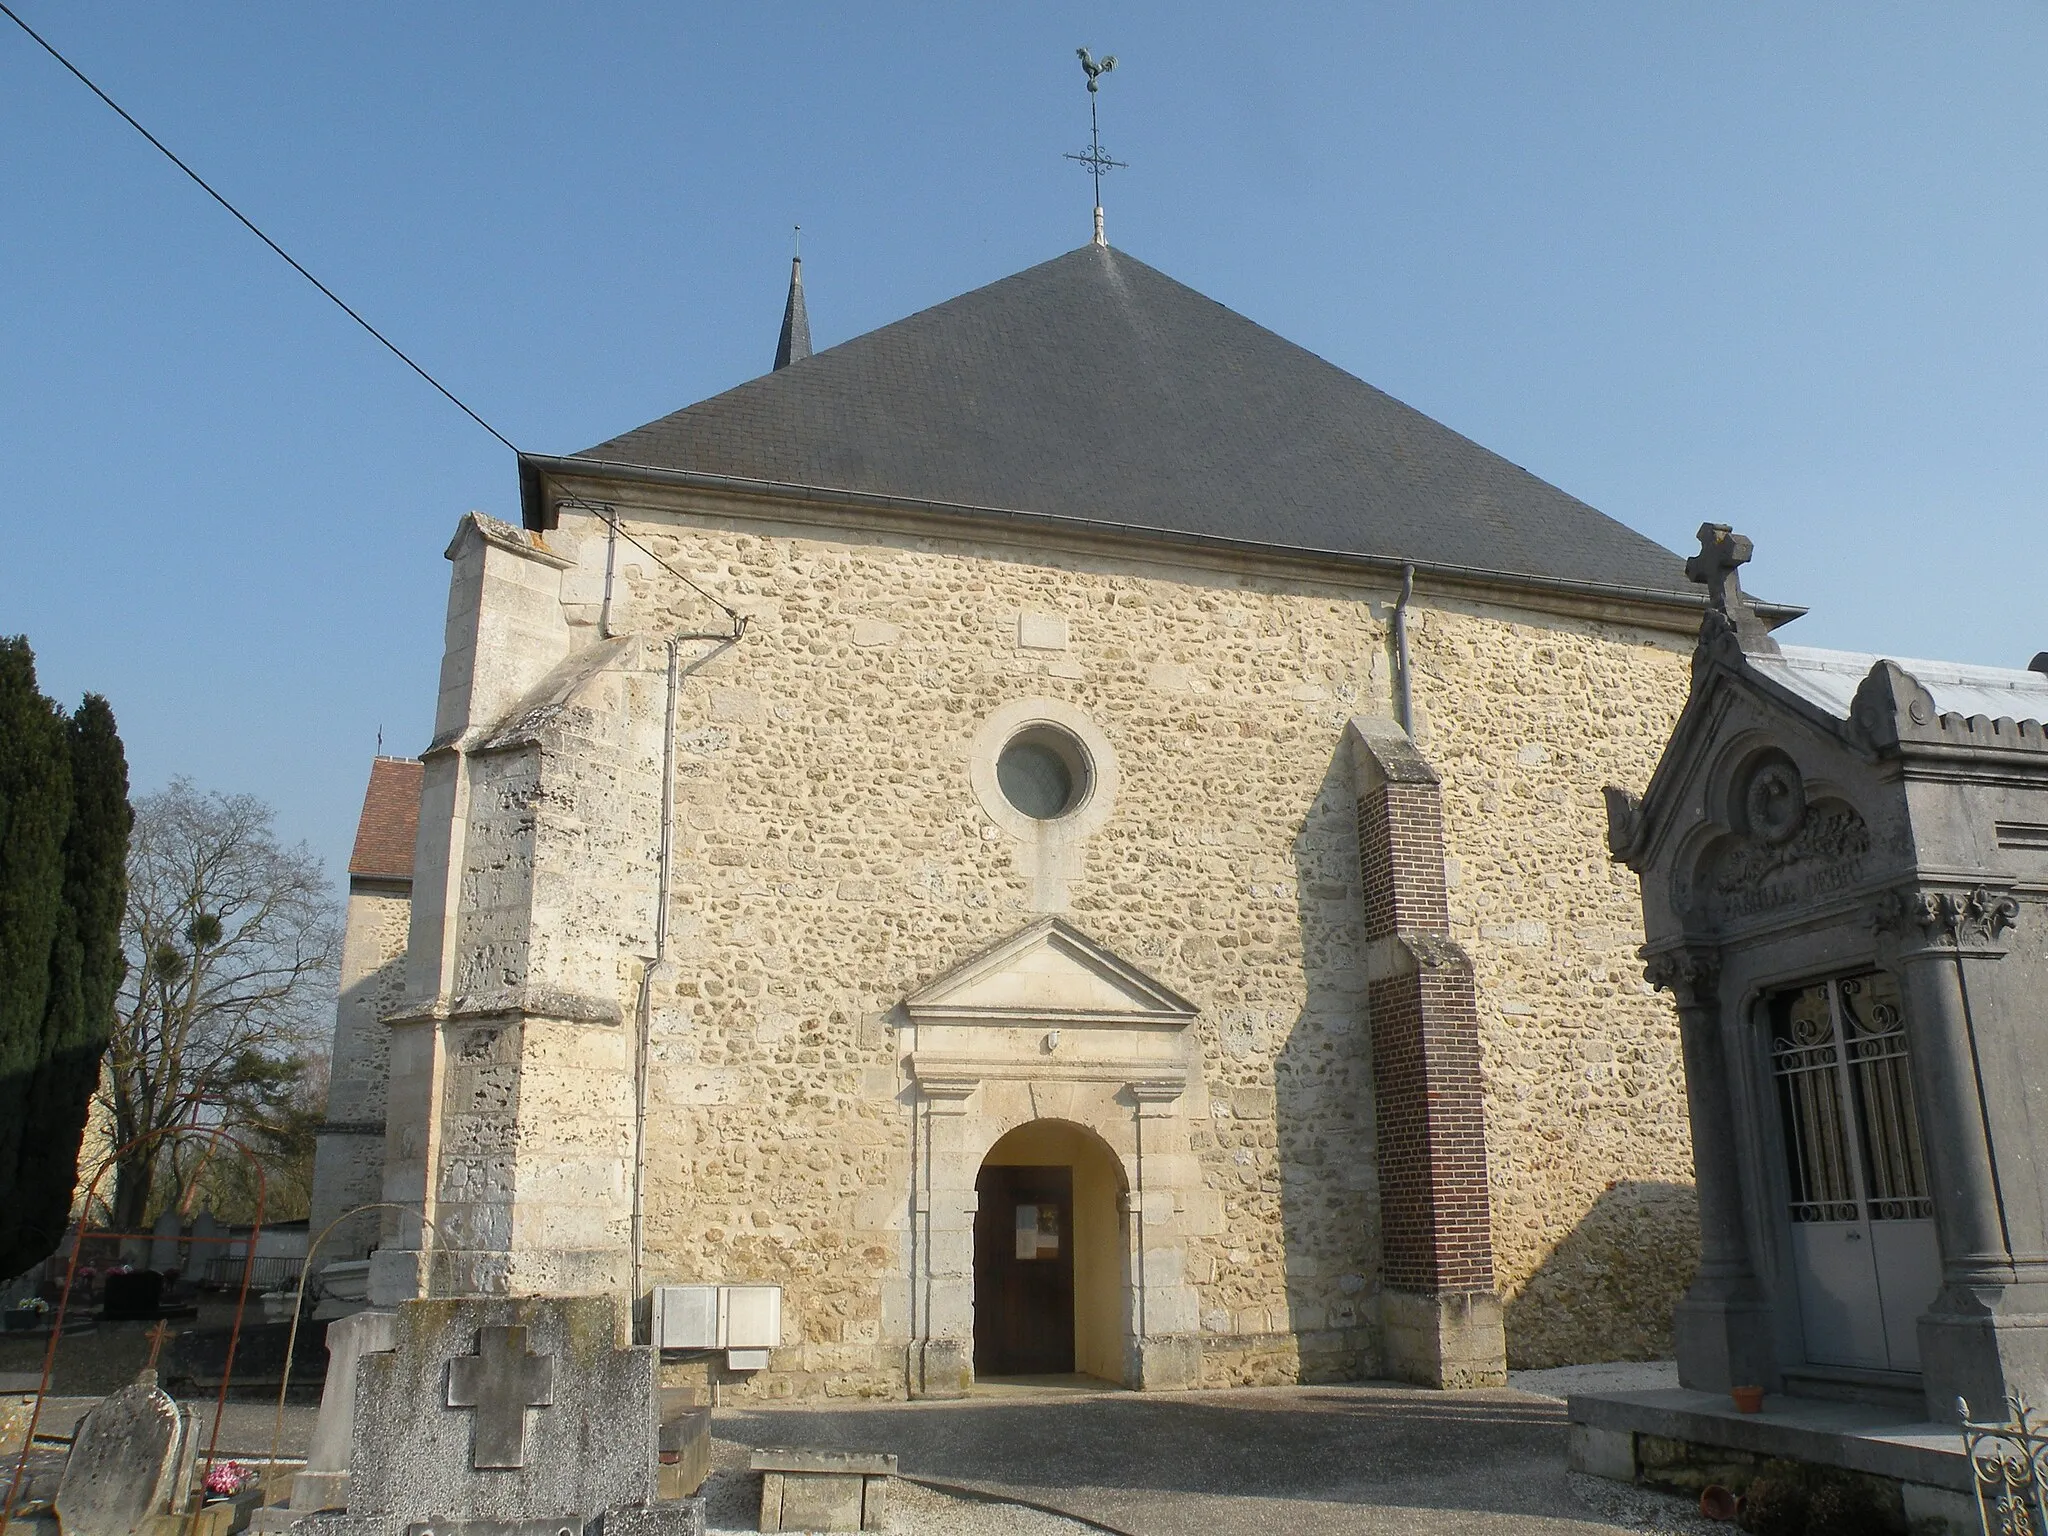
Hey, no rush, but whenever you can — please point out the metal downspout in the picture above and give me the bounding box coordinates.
[1393,563,1416,736]
[630,637,682,1332]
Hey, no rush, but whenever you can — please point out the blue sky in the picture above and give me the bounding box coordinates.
[4,4,2046,885]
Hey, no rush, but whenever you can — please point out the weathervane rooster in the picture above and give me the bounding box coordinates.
[1077,47,1117,90]
[1068,47,1125,245]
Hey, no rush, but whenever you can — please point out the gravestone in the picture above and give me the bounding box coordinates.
[190,1211,222,1286]
[279,1295,700,1536]
[147,1210,183,1274]
[101,1271,165,1321]
[655,1390,710,1503]
[751,1450,895,1534]
[249,1311,399,1531]
[52,1372,196,1536]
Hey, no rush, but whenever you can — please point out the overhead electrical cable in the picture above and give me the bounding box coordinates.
[0,0,519,456]
[2,2,752,632]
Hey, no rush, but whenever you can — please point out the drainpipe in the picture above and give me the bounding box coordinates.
[598,506,621,639]
[1392,564,1416,736]
[630,637,683,1329]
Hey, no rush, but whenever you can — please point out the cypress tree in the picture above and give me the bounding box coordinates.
[0,638,71,1270]
[12,697,131,1266]
[0,640,131,1278]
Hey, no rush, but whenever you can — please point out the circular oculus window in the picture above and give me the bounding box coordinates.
[996,725,1091,821]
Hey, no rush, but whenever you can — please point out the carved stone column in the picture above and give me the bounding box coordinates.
[1127,1080,1202,1390]
[1872,884,2047,1420]
[906,1073,977,1399]
[1643,947,1774,1393]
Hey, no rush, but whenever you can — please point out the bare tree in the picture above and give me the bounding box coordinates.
[98,780,338,1232]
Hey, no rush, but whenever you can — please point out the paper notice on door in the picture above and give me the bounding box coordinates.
[1015,1202,1060,1260]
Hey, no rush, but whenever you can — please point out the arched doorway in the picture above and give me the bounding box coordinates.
[973,1120,1129,1383]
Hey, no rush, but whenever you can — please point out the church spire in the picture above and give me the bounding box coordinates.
[774,236,811,370]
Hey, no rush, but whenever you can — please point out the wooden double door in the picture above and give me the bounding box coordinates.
[973,1165,1075,1377]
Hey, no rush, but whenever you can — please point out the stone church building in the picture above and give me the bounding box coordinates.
[312,239,1766,1400]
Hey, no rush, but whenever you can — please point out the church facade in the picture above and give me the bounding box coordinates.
[314,242,1748,1400]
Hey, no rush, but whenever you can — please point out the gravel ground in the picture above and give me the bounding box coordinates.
[700,1436,1106,1536]
[715,1379,1757,1535]
[7,1366,1730,1535]
[1509,1362,1681,1400]
[1564,1472,1727,1534]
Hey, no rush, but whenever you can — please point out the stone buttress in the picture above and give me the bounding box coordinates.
[371,512,656,1305]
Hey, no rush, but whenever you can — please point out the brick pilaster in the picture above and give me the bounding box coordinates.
[1347,716,1504,1386]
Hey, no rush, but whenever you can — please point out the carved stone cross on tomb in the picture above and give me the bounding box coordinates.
[1684,522,1754,615]
[445,1324,556,1469]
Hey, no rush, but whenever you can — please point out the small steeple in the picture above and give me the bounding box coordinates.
[774,233,812,370]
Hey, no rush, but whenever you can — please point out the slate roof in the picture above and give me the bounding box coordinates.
[570,243,1696,599]
[774,256,812,371]
[348,757,423,882]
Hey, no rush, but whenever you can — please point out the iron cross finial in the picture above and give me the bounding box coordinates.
[1066,47,1126,245]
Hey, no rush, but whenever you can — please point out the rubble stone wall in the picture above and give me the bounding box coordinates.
[309,883,414,1259]
[427,495,1700,1394]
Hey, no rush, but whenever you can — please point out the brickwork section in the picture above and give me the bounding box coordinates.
[1357,776,1497,1295]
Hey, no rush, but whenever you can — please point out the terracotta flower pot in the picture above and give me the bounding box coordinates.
[1730,1385,1765,1414]
[1699,1484,1740,1521]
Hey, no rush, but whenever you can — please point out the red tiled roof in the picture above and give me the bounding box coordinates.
[348,757,423,881]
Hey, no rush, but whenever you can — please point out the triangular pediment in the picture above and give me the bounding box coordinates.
[905,918,1197,1027]
[1618,645,1870,872]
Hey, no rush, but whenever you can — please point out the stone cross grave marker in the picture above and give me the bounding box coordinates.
[52,1373,192,1536]
[1683,522,1754,615]
[446,1325,555,1470]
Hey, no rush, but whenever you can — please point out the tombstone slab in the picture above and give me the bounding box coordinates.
[245,1309,399,1530]
[53,1375,193,1536]
[751,1450,894,1535]
[339,1296,695,1534]
[2,1392,36,1458]
[255,1297,699,1536]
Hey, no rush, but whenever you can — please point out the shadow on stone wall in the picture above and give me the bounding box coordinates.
[311,944,410,1262]
[1504,1178,1698,1368]
[1266,748,1381,1383]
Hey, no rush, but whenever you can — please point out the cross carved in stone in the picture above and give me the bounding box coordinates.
[1684,523,1754,615]
[445,1325,556,1470]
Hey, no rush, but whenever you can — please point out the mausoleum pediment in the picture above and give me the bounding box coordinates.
[905,918,1197,1029]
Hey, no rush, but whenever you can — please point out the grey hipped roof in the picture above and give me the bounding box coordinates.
[555,243,1697,600]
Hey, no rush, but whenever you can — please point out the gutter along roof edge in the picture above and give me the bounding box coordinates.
[517,452,1805,631]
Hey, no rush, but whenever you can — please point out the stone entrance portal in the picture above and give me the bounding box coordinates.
[974,1121,1129,1382]
[901,918,1211,1398]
